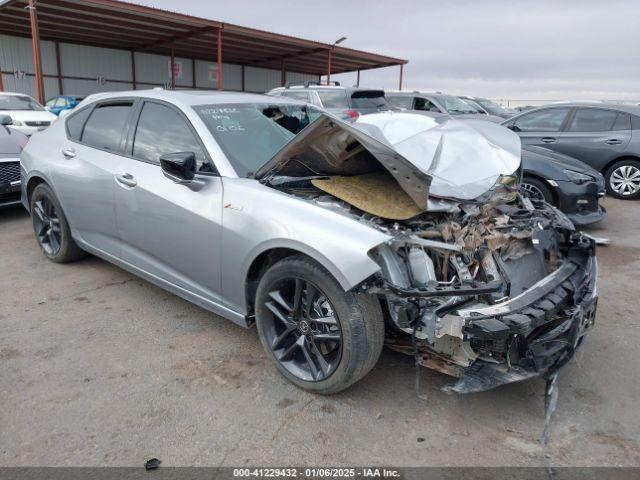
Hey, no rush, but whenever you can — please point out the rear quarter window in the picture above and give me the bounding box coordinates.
[66,107,92,141]
[316,90,349,109]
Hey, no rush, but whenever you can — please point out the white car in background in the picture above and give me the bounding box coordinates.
[0,92,57,136]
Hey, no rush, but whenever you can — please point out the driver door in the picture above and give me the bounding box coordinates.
[115,100,224,304]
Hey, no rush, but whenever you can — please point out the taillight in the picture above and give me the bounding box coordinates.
[343,109,360,119]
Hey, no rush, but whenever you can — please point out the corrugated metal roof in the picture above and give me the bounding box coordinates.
[0,0,407,75]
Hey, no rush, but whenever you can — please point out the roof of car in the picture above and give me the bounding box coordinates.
[514,102,640,116]
[270,85,384,93]
[386,91,449,98]
[81,89,301,107]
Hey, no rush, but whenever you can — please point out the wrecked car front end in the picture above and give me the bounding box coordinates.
[257,110,597,393]
[368,198,597,393]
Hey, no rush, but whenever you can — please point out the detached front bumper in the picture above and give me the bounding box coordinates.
[446,254,598,393]
[555,179,605,226]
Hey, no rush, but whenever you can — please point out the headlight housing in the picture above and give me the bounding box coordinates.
[564,169,593,185]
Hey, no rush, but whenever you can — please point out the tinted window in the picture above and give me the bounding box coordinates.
[569,108,619,132]
[66,107,92,141]
[387,96,413,109]
[350,91,388,110]
[195,103,321,177]
[133,102,207,169]
[632,115,640,130]
[612,113,631,131]
[316,91,349,109]
[415,97,440,112]
[513,108,570,132]
[81,103,132,151]
[281,91,311,102]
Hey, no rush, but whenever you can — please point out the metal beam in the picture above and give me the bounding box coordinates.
[54,40,63,94]
[326,48,332,85]
[217,28,223,90]
[398,63,403,91]
[170,46,176,89]
[28,0,45,104]
[131,50,136,89]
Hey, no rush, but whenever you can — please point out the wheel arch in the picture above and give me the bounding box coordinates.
[25,173,49,211]
[601,155,640,175]
[243,243,370,319]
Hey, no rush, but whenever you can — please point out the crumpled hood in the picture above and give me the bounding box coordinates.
[354,112,521,200]
[255,113,433,210]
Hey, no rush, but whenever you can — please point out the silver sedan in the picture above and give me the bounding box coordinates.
[20,90,598,394]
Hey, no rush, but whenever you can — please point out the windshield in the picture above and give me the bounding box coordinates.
[0,94,44,111]
[476,98,505,115]
[350,91,389,110]
[439,95,478,115]
[194,103,322,177]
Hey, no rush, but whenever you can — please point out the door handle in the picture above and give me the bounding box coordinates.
[605,139,622,145]
[115,173,137,187]
[61,147,76,159]
[541,137,557,144]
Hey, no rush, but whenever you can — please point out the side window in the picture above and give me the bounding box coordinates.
[568,108,620,132]
[81,102,133,151]
[415,97,439,112]
[66,107,93,141]
[281,90,311,102]
[46,98,57,108]
[387,96,413,109]
[611,113,631,131]
[513,108,570,132]
[54,98,68,107]
[132,102,208,171]
[632,115,640,130]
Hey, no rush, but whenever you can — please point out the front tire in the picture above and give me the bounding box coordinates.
[521,176,555,205]
[30,183,85,263]
[605,159,640,199]
[255,255,384,394]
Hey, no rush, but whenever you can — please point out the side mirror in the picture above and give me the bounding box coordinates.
[507,124,520,132]
[0,114,13,126]
[160,152,196,184]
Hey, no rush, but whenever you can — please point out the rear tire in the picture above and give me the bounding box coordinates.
[521,176,555,205]
[255,255,384,394]
[30,183,85,263]
[604,159,640,200]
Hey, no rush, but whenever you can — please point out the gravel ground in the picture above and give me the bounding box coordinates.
[0,197,639,467]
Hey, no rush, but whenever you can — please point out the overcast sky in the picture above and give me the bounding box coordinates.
[134,0,639,103]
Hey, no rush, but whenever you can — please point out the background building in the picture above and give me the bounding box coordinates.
[0,0,407,102]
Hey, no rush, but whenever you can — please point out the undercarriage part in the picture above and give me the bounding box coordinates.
[542,372,560,444]
[407,247,437,286]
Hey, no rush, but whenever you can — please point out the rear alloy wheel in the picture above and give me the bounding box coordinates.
[255,256,384,394]
[605,159,640,199]
[521,177,555,205]
[30,183,85,263]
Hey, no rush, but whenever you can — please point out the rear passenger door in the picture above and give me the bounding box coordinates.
[57,100,135,257]
[507,107,571,150]
[115,99,224,304]
[555,108,632,171]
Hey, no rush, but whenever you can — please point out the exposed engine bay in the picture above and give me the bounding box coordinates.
[257,111,598,393]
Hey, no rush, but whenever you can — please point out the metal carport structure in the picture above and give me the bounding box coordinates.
[0,0,408,103]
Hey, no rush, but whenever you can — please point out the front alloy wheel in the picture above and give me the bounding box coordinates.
[262,278,342,382]
[255,256,385,394]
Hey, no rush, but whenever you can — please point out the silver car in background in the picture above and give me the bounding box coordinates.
[21,90,598,395]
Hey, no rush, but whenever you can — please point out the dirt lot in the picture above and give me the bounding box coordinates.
[1,197,639,467]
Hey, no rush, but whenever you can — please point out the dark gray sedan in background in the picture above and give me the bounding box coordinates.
[504,103,640,199]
